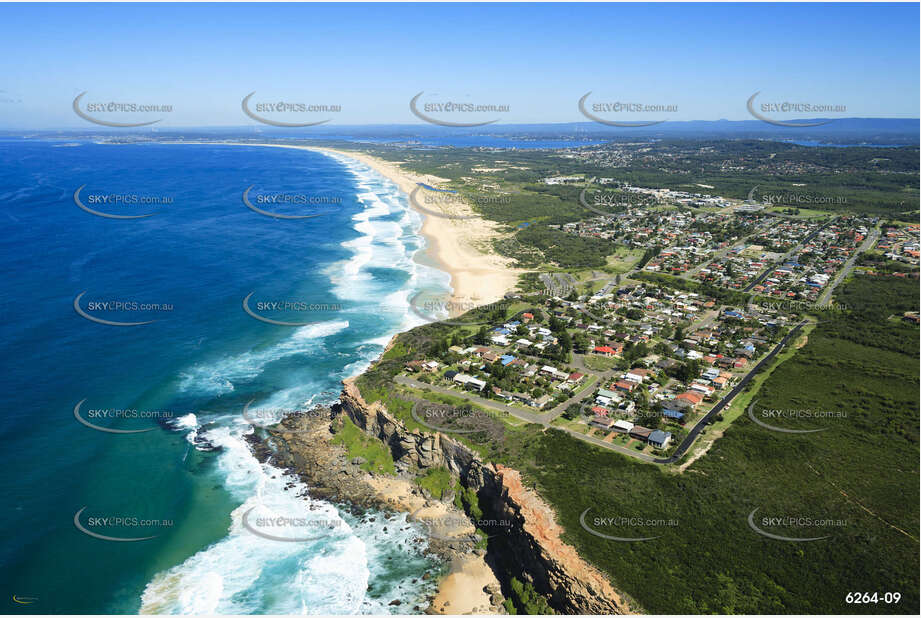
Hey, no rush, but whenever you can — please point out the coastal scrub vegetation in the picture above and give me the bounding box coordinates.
[416,466,452,500]
[506,275,919,613]
[357,274,919,613]
[331,416,396,475]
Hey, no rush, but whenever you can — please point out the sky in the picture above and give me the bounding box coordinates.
[0,2,918,128]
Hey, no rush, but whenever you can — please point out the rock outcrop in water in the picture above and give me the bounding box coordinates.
[246,406,506,615]
[337,376,636,615]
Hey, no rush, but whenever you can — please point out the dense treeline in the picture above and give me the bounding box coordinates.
[502,275,919,614]
[513,225,613,268]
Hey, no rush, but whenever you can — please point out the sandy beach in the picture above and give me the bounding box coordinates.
[226,142,522,310]
[249,404,503,615]
[366,476,503,614]
[200,141,517,612]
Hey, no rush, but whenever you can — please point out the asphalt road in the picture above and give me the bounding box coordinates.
[817,226,879,305]
[394,375,547,424]
[651,320,807,464]
[395,321,807,466]
[743,218,838,293]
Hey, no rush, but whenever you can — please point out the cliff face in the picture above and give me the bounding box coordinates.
[339,377,634,615]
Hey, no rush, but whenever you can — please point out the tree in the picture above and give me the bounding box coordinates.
[558,330,572,354]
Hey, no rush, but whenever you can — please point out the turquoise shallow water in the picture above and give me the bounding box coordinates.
[0,140,450,614]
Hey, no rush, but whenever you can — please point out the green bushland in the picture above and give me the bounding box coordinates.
[416,466,452,499]
[454,482,484,520]
[331,416,396,475]
[505,577,555,615]
[513,225,614,269]
[357,275,919,614]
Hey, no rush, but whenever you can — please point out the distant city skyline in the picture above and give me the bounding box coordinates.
[0,2,918,128]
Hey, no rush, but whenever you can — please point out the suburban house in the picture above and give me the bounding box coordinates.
[593,345,618,357]
[624,370,647,383]
[591,416,616,430]
[597,388,619,400]
[612,419,635,433]
[405,360,425,372]
[648,430,673,449]
[533,394,553,409]
[672,390,704,410]
[453,373,486,391]
[629,425,654,441]
[663,408,685,421]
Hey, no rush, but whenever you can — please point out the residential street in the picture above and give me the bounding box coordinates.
[817,226,880,305]
[742,218,838,292]
[395,321,809,466]
[652,320,807,464]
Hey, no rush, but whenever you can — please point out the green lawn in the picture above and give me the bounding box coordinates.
[605,247,645,274]
[583,354,621,371]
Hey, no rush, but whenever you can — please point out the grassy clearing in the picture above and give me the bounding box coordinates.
[416,466,453,499]
[604,247,645,274]
[583,354,621,371]
[332,416,396,475]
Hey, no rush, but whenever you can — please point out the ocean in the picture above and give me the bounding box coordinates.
[0,139,451,614]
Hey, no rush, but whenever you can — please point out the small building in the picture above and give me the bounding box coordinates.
[674,391,704,409]
[663,408,685,421]
[533,394,553,409]
[405,360,425,372]
[629,425,653,441]
[590,416,616,430]
[648,430,672,449]
[452,373,485,391]
[612,419,635,433]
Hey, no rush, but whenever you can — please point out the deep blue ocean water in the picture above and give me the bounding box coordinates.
[0,140,450,613]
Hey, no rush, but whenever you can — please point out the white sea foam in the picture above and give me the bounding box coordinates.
[177,320,349,396]
[141,421,432,614]
[144,149,450,614]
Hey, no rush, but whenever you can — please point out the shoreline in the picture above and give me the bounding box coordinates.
[153,139,517,613]
[246,407,504,615]
[221,141,523,310]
